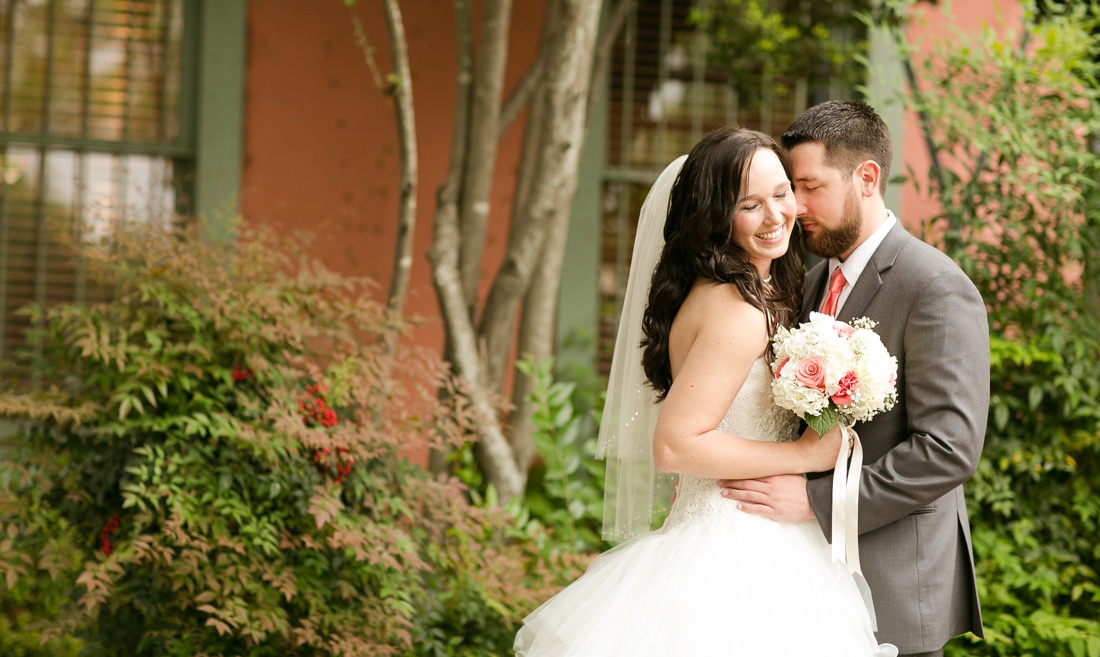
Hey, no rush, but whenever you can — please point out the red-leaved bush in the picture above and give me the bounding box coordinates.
[0,220,566,656]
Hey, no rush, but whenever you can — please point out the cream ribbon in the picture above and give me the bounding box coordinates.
[832,423,878,630]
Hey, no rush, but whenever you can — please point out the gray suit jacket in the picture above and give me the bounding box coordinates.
[802,221,989,653]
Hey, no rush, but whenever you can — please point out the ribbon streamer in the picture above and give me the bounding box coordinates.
[831,423,878,630]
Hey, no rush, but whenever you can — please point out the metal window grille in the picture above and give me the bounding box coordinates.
[597,0,856,375]
[0,0,192,370]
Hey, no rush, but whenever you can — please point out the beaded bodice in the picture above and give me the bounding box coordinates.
[662,358,800,529]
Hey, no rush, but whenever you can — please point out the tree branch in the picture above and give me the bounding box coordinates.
[429,0,476,476]
[509,202,569,471]
[349,9,387,90]
[496,0,605,466]
[498,52,543,139]
[428,181,526,502]
[479,3,559,393]
[380,0,418,319]
[427,0,525,501]
[458,0,514,312]
[587,0,634,122]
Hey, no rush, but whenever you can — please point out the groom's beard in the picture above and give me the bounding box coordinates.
[804,188,862,259]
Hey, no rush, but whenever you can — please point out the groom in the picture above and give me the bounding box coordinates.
[720,100,989,657]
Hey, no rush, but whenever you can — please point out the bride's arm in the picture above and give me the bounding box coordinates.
[652,296,841,479]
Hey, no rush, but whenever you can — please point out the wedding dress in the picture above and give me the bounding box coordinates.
[514,357,898,657]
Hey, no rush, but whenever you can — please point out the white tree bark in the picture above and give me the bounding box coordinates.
[428,0,474,476]
[457,0,513,314]
[381,0,418,318]
[427,0,529,500]
[428,178,526,501]
[427,0,611,501]
[478,2,559,394]
[506,0,606,470]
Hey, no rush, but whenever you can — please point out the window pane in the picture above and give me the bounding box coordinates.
[4,2,50,134]
[598,0,854,374]
[0,0,188,370]
[0,147,43,358]
[1,0,184,143]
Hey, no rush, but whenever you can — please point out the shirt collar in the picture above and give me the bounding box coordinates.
[828,210,897,286]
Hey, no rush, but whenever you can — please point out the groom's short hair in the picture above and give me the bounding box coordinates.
[781,100,893,196]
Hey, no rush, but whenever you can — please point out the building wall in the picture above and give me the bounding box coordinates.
[239,0,1026,379]
[241,1,546,353]
[899,0,1027,228]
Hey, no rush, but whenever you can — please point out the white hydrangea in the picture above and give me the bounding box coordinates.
[770,312,898,430]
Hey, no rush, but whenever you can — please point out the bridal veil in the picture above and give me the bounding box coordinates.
[596,155,686,542]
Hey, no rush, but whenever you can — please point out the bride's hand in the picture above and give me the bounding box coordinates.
[796,424,846,473]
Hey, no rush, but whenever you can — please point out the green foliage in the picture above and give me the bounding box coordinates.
[691,0,874,107]
[515,357,606,555]
[900,5,1100,654]
[440,356,606,655]
[0,220,548,656]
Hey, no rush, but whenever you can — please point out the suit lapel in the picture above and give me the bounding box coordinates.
[802,261,828,322]
[838,220,909,322]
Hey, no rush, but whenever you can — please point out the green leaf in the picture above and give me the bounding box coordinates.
[548,382,576,408]
[1028,385,1043,410]
[994,404,1010,432]
[141,385,157,408]
[806,407,840,437]
[553,403,574,428]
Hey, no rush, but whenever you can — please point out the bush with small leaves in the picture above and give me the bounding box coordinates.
[903,7,1100,655]
[0,220,550,656]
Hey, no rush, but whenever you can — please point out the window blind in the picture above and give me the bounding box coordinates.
[0,0,191,372]
[597,0,852,377]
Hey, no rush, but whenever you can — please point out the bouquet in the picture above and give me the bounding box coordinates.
[771,312,898,616]
[771,312,898,437]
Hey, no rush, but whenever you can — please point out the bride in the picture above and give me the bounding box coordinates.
[514,127,897,656]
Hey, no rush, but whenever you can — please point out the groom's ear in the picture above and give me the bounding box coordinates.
[853,160,882,198]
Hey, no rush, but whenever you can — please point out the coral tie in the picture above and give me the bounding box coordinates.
[819,268,847,317]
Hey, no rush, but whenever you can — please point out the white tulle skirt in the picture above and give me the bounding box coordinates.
[514,510,897,656]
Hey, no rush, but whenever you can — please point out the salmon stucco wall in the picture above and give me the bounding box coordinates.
[241,1,547,355]
[900,1,1027,229]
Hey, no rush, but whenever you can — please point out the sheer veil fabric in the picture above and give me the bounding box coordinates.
[596,155,687,542]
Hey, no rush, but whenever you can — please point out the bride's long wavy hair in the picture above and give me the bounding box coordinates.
[641,127,804,400]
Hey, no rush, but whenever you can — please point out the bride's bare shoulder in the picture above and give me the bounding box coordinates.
[679,281,768,330]
[667,280,770,381]
[671,281,768,358]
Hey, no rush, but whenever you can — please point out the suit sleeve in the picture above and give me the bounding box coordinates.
[806,268,990,537]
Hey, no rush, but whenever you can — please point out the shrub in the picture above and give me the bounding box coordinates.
[514,356,606,556]
[0,220,546,656]
[902,6,1100,655]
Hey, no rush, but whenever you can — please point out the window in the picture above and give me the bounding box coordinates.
[596,0,857,374]
[0,0,193,369]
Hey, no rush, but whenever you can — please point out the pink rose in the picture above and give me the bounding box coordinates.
[834,323,856,339]
[775,358,789,379]
[889,372,897,387]
[795,356,827,391]
[831,371,858,406]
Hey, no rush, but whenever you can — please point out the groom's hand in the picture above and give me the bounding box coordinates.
[718,474,815,523]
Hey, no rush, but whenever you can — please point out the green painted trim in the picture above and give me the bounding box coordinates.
[556,70,609,375]
[194,0,247,243]
[866,21,905,214]
[0,132,194,156]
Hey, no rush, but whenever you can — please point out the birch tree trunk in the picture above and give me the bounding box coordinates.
[457,0,513,314]
[381,0,417,317]
[430,0,604,502]
[353,0,620,500]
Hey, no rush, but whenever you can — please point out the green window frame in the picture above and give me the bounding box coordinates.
[561,0,861,376]
[0,0,244,375]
